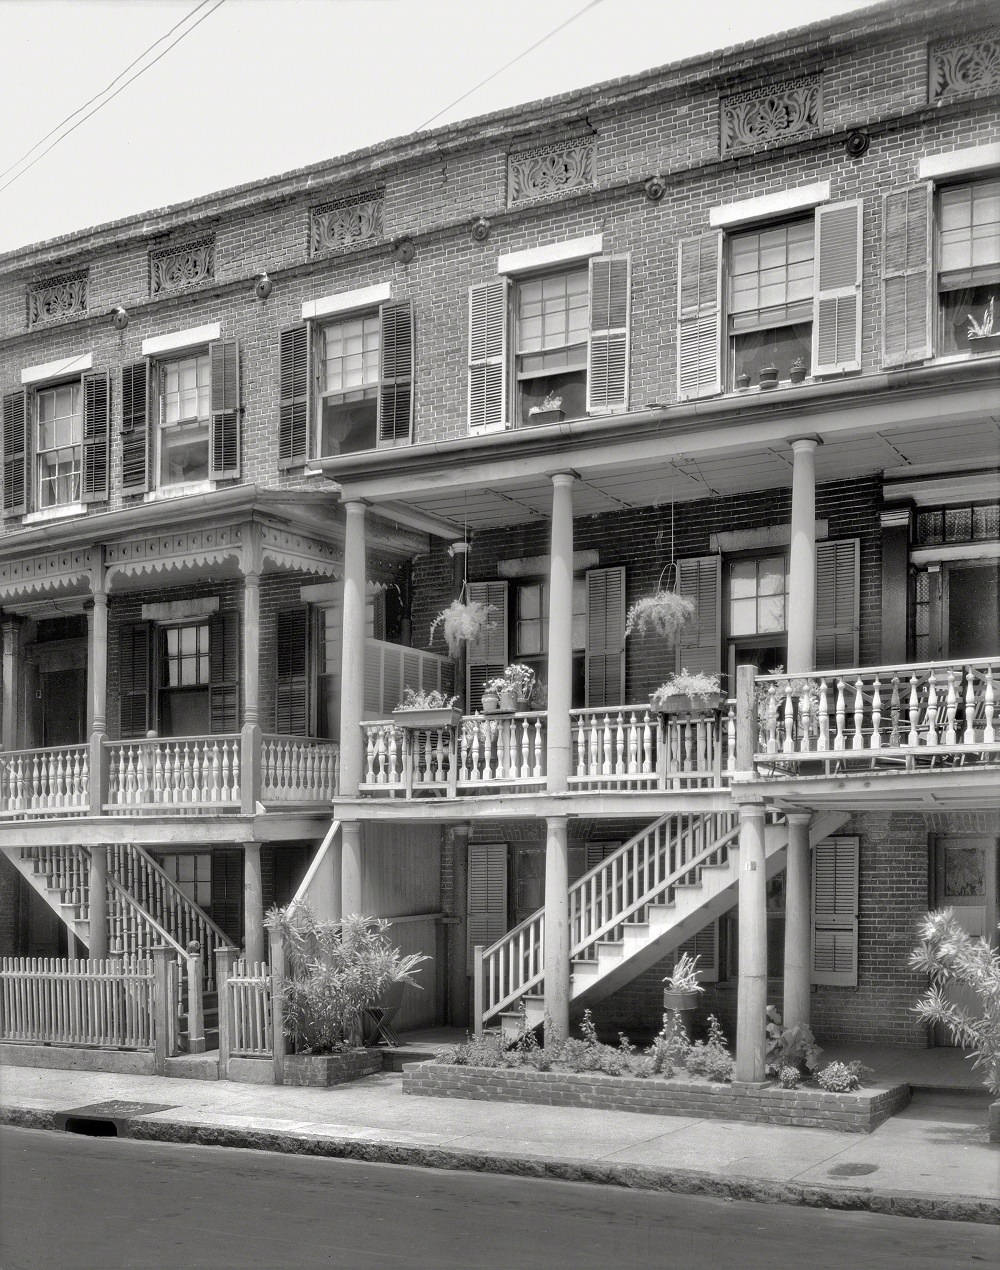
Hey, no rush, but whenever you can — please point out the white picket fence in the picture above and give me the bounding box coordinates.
[0,955,155,1049]
[226,959,272,1057]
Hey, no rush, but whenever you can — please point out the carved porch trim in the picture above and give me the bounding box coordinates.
[507,138,596,207]
[929,28,1000,101]
[310,191,385,255]
[0,547,97,602]
[720,75,822,155]
[149,236,216,296]
[260,525,342,577]
[104,525,243,588]
[27,272,89,327]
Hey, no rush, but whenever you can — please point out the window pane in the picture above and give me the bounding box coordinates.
[323,315,380,393]
[729,560,756,599]
[519,585,541,619]
[757,558,785,595]
[757,594,786,632]
[730,597,757,636]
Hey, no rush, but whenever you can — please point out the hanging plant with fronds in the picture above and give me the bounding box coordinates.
[625,588,694,640]
[429,590,497,657]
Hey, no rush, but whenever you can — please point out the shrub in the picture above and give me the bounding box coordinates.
[649,1010,691,1076]
[778,1064,801,1089]
[685,1014,734,1082]
[765,1005,823,1076]
[817,1061,861,1092]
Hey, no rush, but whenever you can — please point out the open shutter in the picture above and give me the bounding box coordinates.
[675,556,721,676]
[81,372,110,503]
[211,849,243,946]
[675,921,719,983]
[815,539,859,670]
[813,200,863,374]
[466,580,507,708]
[2,388,28,516]
[279,324,310,464]
[275,608,309,734]
[121,361,150,494]
[468,279,508,431]
[209,610,241,734]
[677,233,722,400]
[811,836,859,986]
[587,255,630,414]
[377,300,414,446]
[119,621,152,740]
[586,566,625,707]
[468,841,507,964]
[209,338,240,479]
[882,184,932,367]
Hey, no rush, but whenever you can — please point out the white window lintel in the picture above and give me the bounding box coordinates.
[918,144,1000,182]
[710,182,831,229]
[142,323,221,358]
[498,235,604,276]
[21,354,93,385]
[302,283,392,322]
[22,502,86,525]
[141,597,220,622]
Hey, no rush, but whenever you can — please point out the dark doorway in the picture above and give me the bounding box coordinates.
[41,667,87,747]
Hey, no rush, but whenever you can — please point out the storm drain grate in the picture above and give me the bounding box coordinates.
[826,1162,879,1177]
[55,1099,177,1136]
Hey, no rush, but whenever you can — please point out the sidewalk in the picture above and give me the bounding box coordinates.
[1,1057,997,1225]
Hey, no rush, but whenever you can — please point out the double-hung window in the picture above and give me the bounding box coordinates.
[727,220,814,385]
[514,269,590,423]
[35,380,83,509]
[318,313,381,454]
[937,177,1000,354]
[159,352,210,486]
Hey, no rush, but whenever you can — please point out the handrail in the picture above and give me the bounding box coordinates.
[108,842,235,952]
[755,655,1000,681]
[288,820,341,913]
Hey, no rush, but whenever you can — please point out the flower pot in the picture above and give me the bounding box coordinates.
[498,688,518,712]
[391,706,463,730]
[653,692,725,716]
[736,373,751,391]
[481,692,499,714]
[663,988,702,1012]
[759,366,779,390]
[789,365,807,384]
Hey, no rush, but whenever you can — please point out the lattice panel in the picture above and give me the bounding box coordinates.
[310,192,384,254]
[27,273,88,327]
[720,76,822,155]
[149,237,215,296]
[507,139,596,207]
[929,28,1000,100]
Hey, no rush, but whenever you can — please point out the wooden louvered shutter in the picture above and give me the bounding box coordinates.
[675,556,721,676]
[279,325,310,464]
[275,608,309,734]
[468,279,508,431]
[586,567,625,707]
[209,339,240,479]
[466,581,507,708]
[677,233,722,400]
[211,848,243,946]
[121,361,150,494]
[815,539,859,670]
[811,836,859,986]
[377,300,414,446]
[209,610,241,734]
[2,388,28,515]
[882,185,932,367]
[363,641,383,716]
[119,621,152,740]
[468,841,507,963]
[812,200,863,374]
[81,372,110,503]
[675,922,719,983]
[587,255,630,413]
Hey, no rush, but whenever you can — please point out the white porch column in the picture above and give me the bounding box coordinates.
[341,820,363,916]
[243,842,264,963]
[1,619,21,751]
[783,812,812,1030]
[786,436,819,675]
[243,572,261,727]
[339,501,367,797]
[546,473,575,793]
[89,589,109,735]
[735,799,768,1083]
[88,844,108,960]
[543,815,570,1045]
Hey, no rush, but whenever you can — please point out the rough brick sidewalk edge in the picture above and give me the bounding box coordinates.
[3,1105,996,1226]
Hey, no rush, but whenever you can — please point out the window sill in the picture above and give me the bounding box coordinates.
[143,480,216,504]
[23,502,86,525]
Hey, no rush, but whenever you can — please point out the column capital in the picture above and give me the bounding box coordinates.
[550,471,576,489]
[739,798,767,820]
[343,497,369,513]
[880,503,913,531]
[786,434,822,452]
[448,541,470,558]
[545,815,570,831]
[786,811,813,826]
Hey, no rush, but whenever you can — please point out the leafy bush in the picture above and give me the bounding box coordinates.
[765,1005,823,1076]
[684,1014,734,1082]
[649,1010,691,1076]
[778,1065,801,1089]
[816,1061,861,1092]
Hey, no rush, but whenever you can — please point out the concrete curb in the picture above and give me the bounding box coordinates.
[5,1104,997,1226]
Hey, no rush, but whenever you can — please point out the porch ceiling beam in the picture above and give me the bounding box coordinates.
[333,789,735,822]
[0,812,333,847]
[733,768,1000,810]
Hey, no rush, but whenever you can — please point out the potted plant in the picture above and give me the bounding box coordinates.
[265,905,430,1087]
[651,669,723,715]
[625,587,695,641]
[759,362,779,389]
[789,356,807,384]
[391,687,462,730]
[504,663,537,709]
[527,391,564,425]
[481,686,500,713]
[663,951,704,1020]
[967,296,1000,350]
[429,589,497,657]
[736,368,752,390]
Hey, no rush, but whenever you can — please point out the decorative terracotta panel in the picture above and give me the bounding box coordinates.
[507,139,596,207]
[27,273,88,327]
[929,29,1000,100]
[310,192,384,254]
[149,237,215,296]
[720,76,822,155]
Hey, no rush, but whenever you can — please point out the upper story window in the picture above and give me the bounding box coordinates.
[159,352,210,486]
[514,269,589,424]
[36,380,83,509]
[278,295,413,467]
[937,177,1000,354]
[728,220,814,385]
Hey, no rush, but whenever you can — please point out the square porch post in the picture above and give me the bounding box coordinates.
[734,798,768,1083]
[783,812,813,1030]
[543,815,571,1045]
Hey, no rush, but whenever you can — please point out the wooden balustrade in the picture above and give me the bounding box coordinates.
[0,745,89,817]
[569,707,656,788]
[457,714,545,789]
[477,911,545,1028]
[226,959,273,1057]
[260,736,339,802]
[105,736,241,812]
[0,955,156,1049]
[18,843,89,913]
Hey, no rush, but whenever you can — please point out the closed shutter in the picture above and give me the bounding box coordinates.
[468,279,508,431]
[586,566,625,707]
[466,581,508,708]
[209,338,240,479]
[812,200,863,375]
[121,361,150,494]
[815,539,859,669]
[377,300,414,446]
[468,841,507,963]
[587,255,630,413]
[119,621,152,739]
[275,608,309,735]
[81,371,110,503]
[882,185,932,367]
[279,325,310,464]
[211,848,244,946]
[2,388,28,515]
[209,610,241,734]
[677,233,722,400]
[675,921,719,983]
[675,556,721,676]
[811,836,859,987]
[363,641,383,716]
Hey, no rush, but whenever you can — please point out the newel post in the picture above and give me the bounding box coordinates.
[215,946,237,1079]
[185,941,205,1054]
[152,946,171,1075]
[268,926,287,1086]
[88,845,108,960]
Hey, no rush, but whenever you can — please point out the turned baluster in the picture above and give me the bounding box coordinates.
[926,671,939,747]
[533,716,543,779]
[575,718,586,778]
[888,676,901,748]
[834,679,847,751]
[816,680,829,751]
[588,716,600,778]
[908,673,920,748]
[627,712,639,775]
[782,683,795,754]
[726,704,737,772]
[365,730,377,783]
[852,678,865,750]
[601,714,613,778]
[870,678,882,749]
[642,711,653,776]
[944,669,958,748]
[982,668,995,744]
[764,685,777,754]
[507,718,518,779]
[963,668,977,746]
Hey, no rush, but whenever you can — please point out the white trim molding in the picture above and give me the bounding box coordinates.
[21,353,93,385]
[911,543,1000,565]
[302,282,392,321]
[142,323,221,358]
[710,181,830,228]
[918,144,1000,182]
[498,235,603,275]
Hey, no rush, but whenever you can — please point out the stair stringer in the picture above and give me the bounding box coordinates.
[2,844,91,947]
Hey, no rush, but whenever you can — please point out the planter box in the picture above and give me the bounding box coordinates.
[283,1049,384,1087]
[653,692,724,716]
[527,407,564,424]
[391,707,462,730]
[402,1061,911,1132]
[968,332,1000,353]
[663,988,701,1011]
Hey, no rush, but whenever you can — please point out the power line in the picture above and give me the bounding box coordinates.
[0,0,227,199]
[415,0,605,132]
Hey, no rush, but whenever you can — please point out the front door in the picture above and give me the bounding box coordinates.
[40,666,87,747]
[931,835,999,1046]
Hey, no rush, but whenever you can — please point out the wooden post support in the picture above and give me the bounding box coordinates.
[243,843,264,963]
[185,943,205,1054]
[268,927,286,1086]
[546,474,575,792]
[473,944,484,1038]
[787,436,819,675]
[783,812,813,1031]
[543,814,571,1045]
[152,946,171,1076]
[735,800,768,1083]
[215,946,237,1079]
[341,820,363,916]
[735,664,757,775]
[88,845,108,960]
[339,500,367,797]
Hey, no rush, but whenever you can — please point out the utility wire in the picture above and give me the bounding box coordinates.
[0,0,227,199]
[416,0,605,132]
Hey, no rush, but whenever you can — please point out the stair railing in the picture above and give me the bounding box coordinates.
[18,843,90,915]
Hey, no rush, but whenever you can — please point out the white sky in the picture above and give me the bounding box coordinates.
[0,0,873,254]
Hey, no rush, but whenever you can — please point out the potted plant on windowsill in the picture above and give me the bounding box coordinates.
[967,296,1000,351]
[662,952,705,1013]
[391,688,462,730]
[651,669,723,716]
[789,356,807,384]
[527,391,564,425]
[759,362,779,390]
[736,368,752,391]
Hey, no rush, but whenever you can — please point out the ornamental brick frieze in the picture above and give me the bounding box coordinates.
[310,192,384,255]
[720,76,822,155]
[27,273,88,327]
[149,236,215,296]
[929,29,1000,101]
[507,138,596,207]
